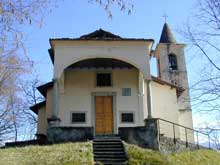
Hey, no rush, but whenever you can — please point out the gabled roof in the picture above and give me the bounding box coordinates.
[49,29,154,42]
[80,29,122,39]
[30,101,46,115]
[159,23,176,43]
[37,81,53,97]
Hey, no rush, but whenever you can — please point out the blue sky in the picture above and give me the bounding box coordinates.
[24,0,195,82]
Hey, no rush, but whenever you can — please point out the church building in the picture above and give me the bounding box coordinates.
[30,23,194,147]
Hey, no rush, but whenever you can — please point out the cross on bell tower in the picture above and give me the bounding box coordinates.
[162,13,168,23]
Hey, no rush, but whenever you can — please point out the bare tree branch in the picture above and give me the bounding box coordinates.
[183,0,220,148]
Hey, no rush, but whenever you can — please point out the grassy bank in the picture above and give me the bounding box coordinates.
[0,142,219,165]
[125,143,220,165]
[0,142,93,165]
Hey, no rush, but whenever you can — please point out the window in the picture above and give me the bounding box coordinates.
[168,54,178,70]
[121,113,134,123]
[72,112,86,123]
[122,88,131,96]
[96,73,112,87]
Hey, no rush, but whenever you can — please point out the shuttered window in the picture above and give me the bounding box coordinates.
[121,113,134,123]
[96,73,112,87]
[72,113,86,123]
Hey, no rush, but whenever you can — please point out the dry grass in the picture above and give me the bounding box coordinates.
[0,142,93,165]
[168,149,220,165]
[125,143,169,165]
[125,143,220,165]
[1,142,220,165]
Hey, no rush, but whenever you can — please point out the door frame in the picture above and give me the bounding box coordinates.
[91,92,117,136]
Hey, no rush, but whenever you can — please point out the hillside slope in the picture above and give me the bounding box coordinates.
[125,143,220,165]
[0,142,93,165]
[0,142,219,165]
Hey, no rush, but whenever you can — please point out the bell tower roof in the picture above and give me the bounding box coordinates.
[159,23,176,43]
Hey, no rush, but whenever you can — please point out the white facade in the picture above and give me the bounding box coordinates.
[33,28,194,143]
[51,40,153,80]
[59,69,142,128]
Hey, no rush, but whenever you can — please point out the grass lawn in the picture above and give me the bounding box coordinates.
[1,142,220,165]
[0,142,93,165]
[125,143,220,165]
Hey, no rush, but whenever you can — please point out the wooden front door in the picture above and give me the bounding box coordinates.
[95,96,113,135]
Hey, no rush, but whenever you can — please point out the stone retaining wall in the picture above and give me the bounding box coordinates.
[46,119,208,153]
[119,119,208,153]
[47,127,93,143]
[118,119,159,150]
[159,136,207,153]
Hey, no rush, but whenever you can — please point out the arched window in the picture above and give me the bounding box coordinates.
[168,54,178,70]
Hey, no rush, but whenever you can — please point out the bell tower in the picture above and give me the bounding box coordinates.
[155,23,187,86]
[154,23,194,132]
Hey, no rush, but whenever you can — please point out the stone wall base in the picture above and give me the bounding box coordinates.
[118,127,159,150]
[159,136,207,153]
[118,119,207,153]
[47,127,93,143]
[118,119,159,150]
[45,119,208,153]
[36,134,47,144]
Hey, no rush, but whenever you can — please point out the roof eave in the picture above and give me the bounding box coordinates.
[48,48,54,64]
[37,81,53,97]
[49,38,154,43]
[29,101,46,115]
[151,76,183,89]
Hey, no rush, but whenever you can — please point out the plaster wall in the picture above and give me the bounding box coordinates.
[52,41,152,80]
[46,88,53,119]
[58,69,146,130]
[151,81,180,139]
[37,106,46,135]
[36,88,53,135]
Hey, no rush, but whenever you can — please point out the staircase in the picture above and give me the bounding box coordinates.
[93,135,128,165]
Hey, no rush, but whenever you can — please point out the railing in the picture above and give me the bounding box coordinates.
[156,118,211,149]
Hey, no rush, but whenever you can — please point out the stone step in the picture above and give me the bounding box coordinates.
[93,139,122,142]
[93,144,123,148]
[94,139,121,142]
[94,154,126,158]
[94,141,122,144]
[94,158,127,163]
[93,147,125,152]
[93,141,122,144]
[94,151,125,155]
[94,156,127,160]
[94,136,120,139]
[93,136,127,165]
[94,155,126,160]
[95,162,127,165]
[93,144,122,146]
[93,144,123,147]
[94,136,120,140]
